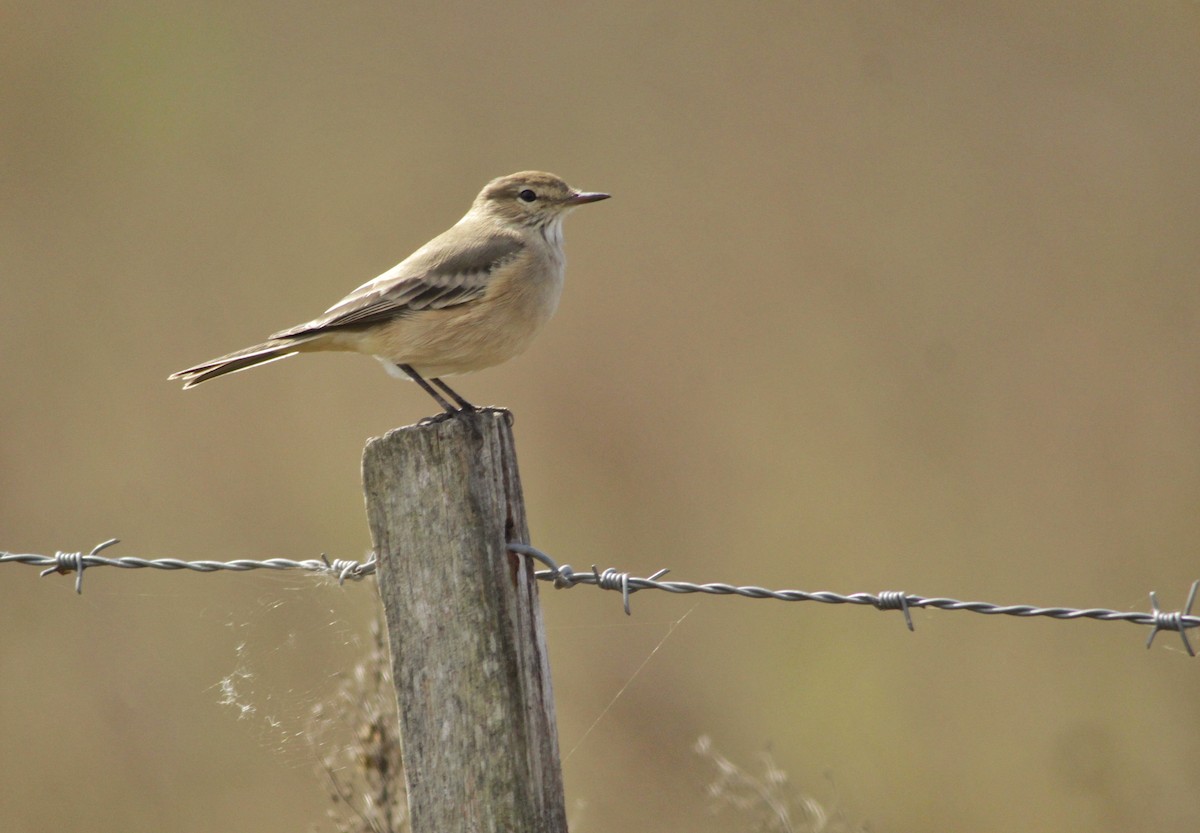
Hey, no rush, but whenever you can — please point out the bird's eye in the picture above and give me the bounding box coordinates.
[518,189,537,203]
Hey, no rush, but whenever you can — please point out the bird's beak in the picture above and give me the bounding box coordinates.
[567,191,611,205]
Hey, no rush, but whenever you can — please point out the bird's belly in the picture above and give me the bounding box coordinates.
[344,262,564,378]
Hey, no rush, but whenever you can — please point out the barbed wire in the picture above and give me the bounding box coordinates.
[3,539,1197,656]
[0,539,376,593]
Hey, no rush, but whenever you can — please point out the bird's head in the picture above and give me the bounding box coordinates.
[473,171,609,229]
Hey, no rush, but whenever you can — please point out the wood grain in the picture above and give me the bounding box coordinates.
[363,409,566,833]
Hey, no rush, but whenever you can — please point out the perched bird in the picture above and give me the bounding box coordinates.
[170,171,609,413]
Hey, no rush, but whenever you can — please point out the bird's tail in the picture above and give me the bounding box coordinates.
[169,336,320,388]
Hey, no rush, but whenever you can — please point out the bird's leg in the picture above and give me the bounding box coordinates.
[430,378,477,412]
[397,364,458,414]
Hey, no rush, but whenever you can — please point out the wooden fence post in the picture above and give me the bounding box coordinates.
[362,409,567,833]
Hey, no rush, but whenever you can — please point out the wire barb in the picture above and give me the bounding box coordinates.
[1145,580,1198,656]
[321,553,377,585]
[37,538,120,594]
[875,590,915,631]
[506,543,669,615]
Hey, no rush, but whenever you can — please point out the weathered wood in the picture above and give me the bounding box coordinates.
[362,409,566,833]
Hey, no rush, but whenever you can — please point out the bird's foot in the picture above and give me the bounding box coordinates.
[417,411,458,426]
[415,405,511,427]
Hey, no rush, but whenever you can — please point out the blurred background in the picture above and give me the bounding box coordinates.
[3,2,1199,831]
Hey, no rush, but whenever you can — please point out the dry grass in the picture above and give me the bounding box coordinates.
[695,737,866,833]
[307,621,407,833]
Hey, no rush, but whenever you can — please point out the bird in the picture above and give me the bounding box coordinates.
[169,171,609,414]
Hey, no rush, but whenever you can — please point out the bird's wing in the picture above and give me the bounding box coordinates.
[271,231,526,339]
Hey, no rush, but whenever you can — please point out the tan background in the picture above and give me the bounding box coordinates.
[3,2,1199,831]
